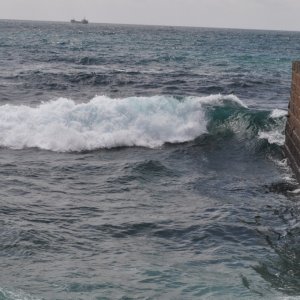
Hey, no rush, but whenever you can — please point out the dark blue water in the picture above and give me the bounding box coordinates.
[0,20,300,299]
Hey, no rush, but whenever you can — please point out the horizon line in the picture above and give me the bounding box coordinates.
[1,17,300,33]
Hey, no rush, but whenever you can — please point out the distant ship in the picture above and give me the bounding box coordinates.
[70,18,88,24]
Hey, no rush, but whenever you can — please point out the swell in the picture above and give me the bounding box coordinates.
[2,69,285,93]
[0,94,286,152]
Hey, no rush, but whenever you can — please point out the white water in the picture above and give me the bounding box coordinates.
[258,130,285,146]
[0,94,282,152]
[270,109,287,118]
[0,94,239,152]
[258,109,286,146]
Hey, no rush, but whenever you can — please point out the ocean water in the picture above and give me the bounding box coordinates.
[0,19,300,299]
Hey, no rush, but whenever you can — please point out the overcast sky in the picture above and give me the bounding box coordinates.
[0,0,300,31]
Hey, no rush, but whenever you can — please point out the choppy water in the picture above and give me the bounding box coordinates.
[0,20,300,299]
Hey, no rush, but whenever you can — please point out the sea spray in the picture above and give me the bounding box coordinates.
[258,109,287,146]
[0,94,245,152]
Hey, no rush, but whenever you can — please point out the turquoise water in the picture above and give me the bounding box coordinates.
[0,20,299,299]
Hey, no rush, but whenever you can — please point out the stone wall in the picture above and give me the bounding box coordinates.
[285,61,300,181]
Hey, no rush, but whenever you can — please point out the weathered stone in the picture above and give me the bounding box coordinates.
[284,61,300,181]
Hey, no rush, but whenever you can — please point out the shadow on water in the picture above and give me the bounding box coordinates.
[265,181,299,196]
[253,196,300,296]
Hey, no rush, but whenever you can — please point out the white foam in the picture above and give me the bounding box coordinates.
[289,188,300,194]
[0,94,243,152]
[199,93,248,108]
[270,109,287,118]
[257,108,287,146]
[258,130,285,146]
[275,158,288,168]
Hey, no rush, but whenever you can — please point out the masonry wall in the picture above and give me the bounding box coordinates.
[285,61,300,181]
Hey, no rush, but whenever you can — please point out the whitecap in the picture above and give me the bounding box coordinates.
[270,109,287,118]
[1,94,234,152]
[258,130,285,146]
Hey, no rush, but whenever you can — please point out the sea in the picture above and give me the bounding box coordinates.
[0,19,300,300]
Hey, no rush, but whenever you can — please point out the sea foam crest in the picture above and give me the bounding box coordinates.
[0,94,241,152]
[258,109,287,146]
[258,131,285,146]
[270,108,287,118]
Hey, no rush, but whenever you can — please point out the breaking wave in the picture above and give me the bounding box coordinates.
[0,94,286,152]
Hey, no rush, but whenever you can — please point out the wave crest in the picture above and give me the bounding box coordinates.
[0,94,284,152]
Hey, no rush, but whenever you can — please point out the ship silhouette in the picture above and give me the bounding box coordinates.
[70,18,88,24]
